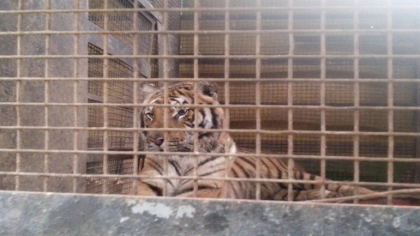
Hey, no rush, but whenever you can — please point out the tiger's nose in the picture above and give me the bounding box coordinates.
[148,137,164,146]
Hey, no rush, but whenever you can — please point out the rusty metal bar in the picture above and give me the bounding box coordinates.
[2,77,420,83]
[0,171,419,190]
[131,0,140,194]
[255,0,262,200]
[43,0,51,192]
[3,54,420,59]
[222,0,231,199]
[162,0,170,197]
[353,0,360,204]
[319,0,327,199]
[2,127,420,137]
[192,0,200,198]
[4,149,420,164]
[102,0,110,194]
[72,0,81,194]
[4,29,420,37]
[386,0,394,205]
[415,42,420,184]
[72,0,80,193]
[3,103,420,111]
[2,5,420,14]
[14,0,23,192]
[286,0,295,202]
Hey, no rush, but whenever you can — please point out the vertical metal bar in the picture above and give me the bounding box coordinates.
[15,0,23,191]
[319,0,327,199]
[287,0,295,202]
[255,0,262,201]
[162,0,169,197]
[102,0,110,194]
[415,48,420,183]
[353,0,360,204]
[386,0,394,205]
[192,0,199,198]
[193,0,199,86]
[43,0,51,192]
[72,0,81,193]
[414,3,420,185]
[132,0,140,194]
[222,0,230,199]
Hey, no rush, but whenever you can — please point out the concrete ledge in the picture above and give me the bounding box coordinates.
[1,191,419,236]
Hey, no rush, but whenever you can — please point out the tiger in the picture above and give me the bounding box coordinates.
[136,81,377,200]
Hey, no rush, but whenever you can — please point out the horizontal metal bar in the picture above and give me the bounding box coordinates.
[0,171,419,190]
[309,188,420,203]
[1,149,420,162]
[1,125,420,136]
[1,54,420,60]
[0,77,419,83]
[1,103,419,112]
[2,29,420,36]
[0,5,419,15]
[0,102,420,114]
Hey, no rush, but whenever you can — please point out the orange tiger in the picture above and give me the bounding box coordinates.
[136,81,376,200]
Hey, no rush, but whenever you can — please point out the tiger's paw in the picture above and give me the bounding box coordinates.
[324,190,344,199]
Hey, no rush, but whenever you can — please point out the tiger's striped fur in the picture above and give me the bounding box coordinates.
[137,82,376,200]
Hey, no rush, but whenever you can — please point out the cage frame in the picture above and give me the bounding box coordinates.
[1,0,420,234]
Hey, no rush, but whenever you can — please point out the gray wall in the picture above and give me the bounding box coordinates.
[0,0,181,193]
[0,0,88,193]
[1,192,420,236]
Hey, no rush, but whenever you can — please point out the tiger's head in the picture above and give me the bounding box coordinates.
[140,82,231,153]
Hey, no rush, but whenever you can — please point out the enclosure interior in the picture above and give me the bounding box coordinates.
[0,0,419,202]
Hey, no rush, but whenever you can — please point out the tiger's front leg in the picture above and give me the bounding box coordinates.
[136,181,160,196]
[135,157,165,196]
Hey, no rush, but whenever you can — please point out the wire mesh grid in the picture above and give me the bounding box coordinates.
[87,43,136,149]
[89,0,155,54]
[0,0,419,205]
[86,158,135,194]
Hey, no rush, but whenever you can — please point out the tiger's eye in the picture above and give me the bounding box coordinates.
[177,109,188,117]
[145,112,153,120]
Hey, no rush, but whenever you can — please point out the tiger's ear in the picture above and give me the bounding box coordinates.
[198,82,218,100]
[141,83,159,98]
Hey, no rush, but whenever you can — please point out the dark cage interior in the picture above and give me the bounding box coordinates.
[0,0,419,205]
[179,0,420,188]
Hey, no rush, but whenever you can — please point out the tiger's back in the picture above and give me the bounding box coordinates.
[137,82,376,200]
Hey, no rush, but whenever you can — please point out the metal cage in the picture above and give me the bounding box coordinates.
[1,0,420,234]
